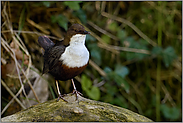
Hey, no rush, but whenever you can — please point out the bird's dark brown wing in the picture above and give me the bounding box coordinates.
[38,36,55,51]
[42,44,66,74]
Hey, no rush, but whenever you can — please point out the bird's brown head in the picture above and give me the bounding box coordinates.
[63,24,90,46]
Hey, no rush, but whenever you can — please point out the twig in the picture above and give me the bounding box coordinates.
[8,1,11,23]
[13,32,32,81]
[1,57,7,65]
[87,21,119,41]
[13,33,40,103]
[98,43,150,54]
[156,3,162,120]
[1,38,31,107]
[126,77,145,103]
[77,21,120,54]
[1,30,62,41]
[89,60,106,77]
[86,25,150,55]
[95,1,101,11]
[94,80,106,87]
[27,18,50,35]
[101,1,106,12]
[1,38,40,103]
[76,20,150,55]
[101,12,157,46]
[2,2,45,104]
[120,90,143,114]
[13,32,31,79]
[1,80,26,112]
[1,85,24,115]
[161,83,176,107]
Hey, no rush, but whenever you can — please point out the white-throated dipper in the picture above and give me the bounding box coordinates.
[38,24,90,102]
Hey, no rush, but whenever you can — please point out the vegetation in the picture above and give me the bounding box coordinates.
[1,1,182,122]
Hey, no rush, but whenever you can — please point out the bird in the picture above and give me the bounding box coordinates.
[38,23,90,102]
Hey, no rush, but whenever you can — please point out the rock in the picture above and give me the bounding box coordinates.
[1,94,153,122]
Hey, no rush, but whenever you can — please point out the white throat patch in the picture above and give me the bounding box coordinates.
[59,34,89,68]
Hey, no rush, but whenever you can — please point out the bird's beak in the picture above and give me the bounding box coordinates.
[83,30,90,34]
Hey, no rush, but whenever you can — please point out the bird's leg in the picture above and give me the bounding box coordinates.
[71,79,83,100]
[56,80,68,102]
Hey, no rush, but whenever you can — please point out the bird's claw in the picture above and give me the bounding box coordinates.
[57,94,68,102]
[72,89,83,100]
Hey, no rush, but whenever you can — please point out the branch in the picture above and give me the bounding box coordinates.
[101,12,157,46]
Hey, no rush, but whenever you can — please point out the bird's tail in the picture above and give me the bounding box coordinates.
[38,36,55,51]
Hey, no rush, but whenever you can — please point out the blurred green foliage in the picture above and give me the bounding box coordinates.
[51,14,68,30]
[81,75,100,100]
[18,6,26,35]
[160,104,181,121]
[63,1,82,10]
[2,1,181,122]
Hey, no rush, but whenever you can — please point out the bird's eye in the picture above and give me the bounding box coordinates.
[72,29,81,33]
[71,28,76,31]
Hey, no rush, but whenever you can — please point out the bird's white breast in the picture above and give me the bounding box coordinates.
[59,34,89,68]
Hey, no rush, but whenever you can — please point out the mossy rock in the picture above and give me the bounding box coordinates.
[1,94,153,122]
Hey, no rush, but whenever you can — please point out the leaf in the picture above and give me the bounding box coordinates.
[125,37,149,60]
[114,64,129,78]
[86,35,96,42]
[51,14,68,30]
[138,39,149,46]
[160,104,180,120]
[125,36,135,42]
[58,20,68,31]
[108,22,119,32]
[51,15,57,23]
[88,43,101,66]
[91,49,101,66]
[86,86,100,100]
[113,74,130,93]
[81,75,100,100]
[162,46,177,67]
[103,67,112,74]
[101,35,111,44]
[104,83,118,96]
[117,29,127,40]
[151,46,163,55]
[73,9,87,24]
[101,94,113,102]
[63,1,82,10]
[111,95,128,108]
[18,7,26,35]
[81,74,92,91]
[107,71,130,93]
[42,1,51,7]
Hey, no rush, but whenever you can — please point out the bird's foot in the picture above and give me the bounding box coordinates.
[57,94,68,102]
[72,89,83,100]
